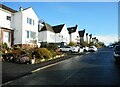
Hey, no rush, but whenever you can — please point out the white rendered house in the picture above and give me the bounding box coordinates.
[0,4,16,47]
[38,22,55,43]
[52,24,70,44]
[13,7,39,47]
[38,23,70,45]
[0,4,39,48]
[67,25,79,43]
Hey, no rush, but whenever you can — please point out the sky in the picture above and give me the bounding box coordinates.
[1,2,119,45]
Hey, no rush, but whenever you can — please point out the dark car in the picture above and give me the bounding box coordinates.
[113,45,120,63]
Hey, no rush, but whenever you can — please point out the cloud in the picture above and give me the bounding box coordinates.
[95,34,118,45]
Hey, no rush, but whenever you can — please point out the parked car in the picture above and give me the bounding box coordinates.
[83,46,89,52]
[113,45,120,63]
[60,46,79,53]
[88,46,97,52]
[108,45,114,48]
[79,46,84,53]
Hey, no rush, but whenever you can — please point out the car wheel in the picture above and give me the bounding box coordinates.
[84,49,86,52]
[114,58,117,63]
[69,50,72,53]
[78,49,80,53]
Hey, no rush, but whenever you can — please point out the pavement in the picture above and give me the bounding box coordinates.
[2,53,85,85]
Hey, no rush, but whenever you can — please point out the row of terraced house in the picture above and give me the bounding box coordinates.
[0,4,80,48]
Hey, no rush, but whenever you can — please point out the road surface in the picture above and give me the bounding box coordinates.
[4,47,120,85]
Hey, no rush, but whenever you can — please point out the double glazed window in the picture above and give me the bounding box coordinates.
[8,32,11,42]
[27,17,34,25]
[26,31,36,39]
[6,16,11,21]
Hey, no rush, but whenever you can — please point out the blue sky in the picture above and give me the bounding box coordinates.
[2,2,118,45]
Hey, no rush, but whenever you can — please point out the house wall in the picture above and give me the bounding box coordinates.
[71,28,79,43]
[38,31,55,43]
[0,8,14,47]
[55,33,61,43]
[38,25,70,44]
[0,8,13,29]
[38,31,47,42]
[59,25,70,44]
[13,8,39,47]
[21,8,39,46]
[47,31,55,43]
[13,12,22,45]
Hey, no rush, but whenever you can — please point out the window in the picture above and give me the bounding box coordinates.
[27,31,29,38]
[8,32,11,42]
[6,16,11,21]
[33,20,34,25]
[27,18,29,23]
[26,31,36,39]
[30,31,36,39]
[27,17,34,25]
[30,19,32,24]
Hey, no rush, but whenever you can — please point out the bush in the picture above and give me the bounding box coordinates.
[56,51,63,55]
[2,43,8,49]
[80,41,89,47]
[33,48,52,59]
[40,43,48,48]
[68,41,76,46]
[47,43,58,51]
[32,49,41,58]
[41,43,58,51]
[2,53,14,61]
[49,50,57,57]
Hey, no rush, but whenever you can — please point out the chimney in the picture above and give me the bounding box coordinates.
[19,6,23,11]
[75,25,78,28]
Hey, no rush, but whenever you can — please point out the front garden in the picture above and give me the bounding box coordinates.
[1,43,65,64]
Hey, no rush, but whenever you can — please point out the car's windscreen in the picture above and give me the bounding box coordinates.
[115,46,120,51]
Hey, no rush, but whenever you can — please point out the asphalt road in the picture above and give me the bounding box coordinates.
[4,47,120,86]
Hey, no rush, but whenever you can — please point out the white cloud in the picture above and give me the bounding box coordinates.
[94,34,118,46]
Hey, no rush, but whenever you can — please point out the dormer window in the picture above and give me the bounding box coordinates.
[6,16,11,21]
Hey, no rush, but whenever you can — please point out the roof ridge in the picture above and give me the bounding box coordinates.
[22,7,32,11]
[0,4,17,13]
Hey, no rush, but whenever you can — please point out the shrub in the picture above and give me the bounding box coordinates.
[41,43,58,51]
[49,50,57,57]
[2,53,14,61]
[32,48,52,59]
[56,51,63,55]
[40,43,48,48]
[2,49,7,53]
[38,48,52,59]
[32,49,41,58]
[89,42,94,46]
[80,41,89,47]
[68,41,76,46]
[2,43,8,49]
[47,43,58,51]
[12,48,21,58]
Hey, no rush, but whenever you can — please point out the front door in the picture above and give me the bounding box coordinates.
[3,31,11,47]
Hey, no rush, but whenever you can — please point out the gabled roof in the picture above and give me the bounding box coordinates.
[52,24,65,33]
[22,7,31,11]
[0,4,17,13]
[78,29,85,37]
[39,22,54,32]
[67,25,78,34]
